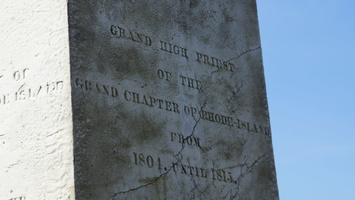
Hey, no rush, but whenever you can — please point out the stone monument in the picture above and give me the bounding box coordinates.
[1,0,279,199]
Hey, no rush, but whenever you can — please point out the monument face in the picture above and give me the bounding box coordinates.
[1,0,278,199]
[70,0,278,199]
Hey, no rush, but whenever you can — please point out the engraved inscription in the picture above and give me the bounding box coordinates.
[133,152,163,170]
[13,68,29,81]
[15,85,43,101]
[1,81,64,105]
[0,68,64,105]
[108,25,237,74]
[131,152,237,184]
[74,76,272,137]
[236,119,271,135]
[171,162,208,180]
[0,68,29,81]
[160,40,188,58]
[211,168,235,183]
[15,81,63,101]
[157,69,203,91]
[184,105,271,135]
[172,162,235,183]
[179,74,202,91]
[157,69,172,82]
[170,132,201,148]
[196,52,234,72]
[199,108,234,126]
[111,25,152,46]
[75,78,118,97]
[124,90,180,114]
[9,197,26,200]
[0,94,10,105]
[183,105,234,126]
[46,81,64,94]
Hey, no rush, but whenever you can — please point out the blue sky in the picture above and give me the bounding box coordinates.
[256,1,355,199]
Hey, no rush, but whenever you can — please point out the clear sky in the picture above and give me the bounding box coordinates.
[256,1,355,199]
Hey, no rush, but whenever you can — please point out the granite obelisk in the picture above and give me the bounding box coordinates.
[1,1,279,199]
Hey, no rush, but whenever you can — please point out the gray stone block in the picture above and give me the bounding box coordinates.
[1,0,279,199]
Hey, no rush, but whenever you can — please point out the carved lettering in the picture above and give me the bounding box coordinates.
[211,168,234,183]
[9,197,26,200]
[47,81,64,94]
[0,94,10,105]
[157,69,172,81]
[183,105,234,127]
[236,119,271,136]
[172,163,208,178]
[110,25,152,46]
[133,152,162,170]
[75,78,118,97]
[15,81,64,101]
[196,52,234,72]
[15,86,42,101]
[0,80,63,105]
[110,23,238,74]
[13,68,29,81]
[183,105,270,136]
[131,152,236,183]
[160,40,188,58]
[170,132,201,148]
[171,162,235,183]
[179,75,202,91]
[74,76,271,137]
[200,109,234,126]
[183,105,199,117]
[124,90,180,114]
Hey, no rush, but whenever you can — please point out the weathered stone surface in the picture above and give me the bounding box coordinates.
[1,0,278,199]
[69,0,278,199]
[0,0,74,199]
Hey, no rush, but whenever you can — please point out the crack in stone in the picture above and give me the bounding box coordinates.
[187,163,199,200]
[180,99,207,148]
[227,47,261,63]
[7,161,21,169]
[111,170,168,199]
[229,153,270,200]
[228,83,243,106]
[173,99,206,160]
[111,99,207,199]
[200,184,212,199]
[210,47,261,76]
[211,67,224,76]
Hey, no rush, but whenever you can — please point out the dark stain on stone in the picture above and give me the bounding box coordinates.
[124,111,165,145]
[138,177,160,184]
[189,0,200,8]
